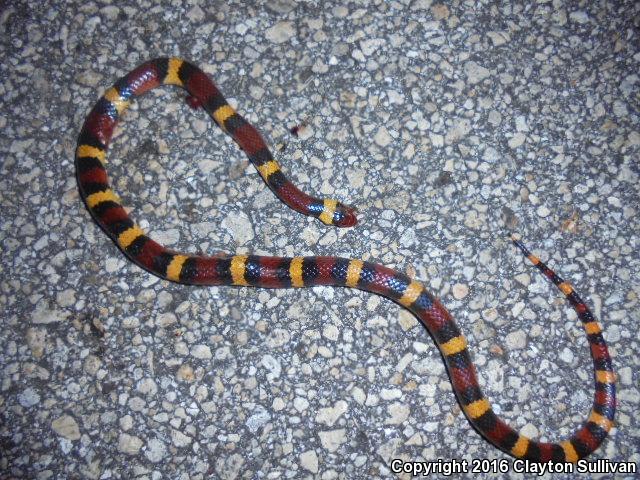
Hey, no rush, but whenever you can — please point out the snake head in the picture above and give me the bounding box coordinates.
[333,203,358,227]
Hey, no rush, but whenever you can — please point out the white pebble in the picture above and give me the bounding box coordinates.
[323,324,339,341]
[559,347,574,364]
[137,378,158,395]
[374,127,393,147]
[464,61,491,84]
[18,387,40,408]
[385,402,410,425]
[294,397,309,412]
[508,132,526,149]
[265,21,295,43]
[351,387,366,405]
[316,400,348,426]
[487,31,510,46]
[191,344,212,359]
[505,330,527,350]
[536,205,551,218]
[261,354,281,380]
[222,211,255,246]
[52,415,81,441]
[380,388,402,400]
[145,438,167,463]
[318,429,346,452]
[118,433,143,455]
[452,283,469,299]
[171,429,192,447]
[300,450,319,473]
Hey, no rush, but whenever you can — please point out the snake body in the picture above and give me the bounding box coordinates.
[76,57,616,462]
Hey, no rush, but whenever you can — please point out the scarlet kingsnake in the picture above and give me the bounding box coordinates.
[75,57,616,462]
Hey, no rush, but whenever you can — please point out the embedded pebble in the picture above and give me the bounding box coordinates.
[186,4,204,22]
[515,116,529,132]
[316,400,348,426]
[246,407,271,433]
[351,387,366,405]
[300,450,319,473]
[374,127,393,147]
[31,304,67,324]
[51,415,81,441]
[487,31,510,46]
[273,397,286,411]
[536,205,551,218]
[508,133,526,148]
[380,388,402,400]
[120,415,133,431]
[26,328,46,358]
[318,429,346,452]
[605,324,621,343]
[505,330,527,350]
[18,388,40,408]
[191,344,212,359]
[385,402,410,425]
[559,348,574,364]
[84,355,102,375]
[137,378,158,396]
[261,354,282,380]
[398,309,418,331]
[221,212,255,245]
[145,438,167,463]
[293,396,309,412]
[118,433,143,455]
[322,324,339,341]
[618,367,632,385]
[452,283,469,299]
[464,61,491,83]
[569,10,590,24]
[431,4,449,20]
[156,312,177,327]
[265,21,295,43]
[171,429,192,447]
[176,364,195,382]
[521,423,539,439]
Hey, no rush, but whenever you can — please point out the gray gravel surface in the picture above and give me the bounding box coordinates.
[1,1,639,479]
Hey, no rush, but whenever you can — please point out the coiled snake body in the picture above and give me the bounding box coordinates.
[76,58,616,462]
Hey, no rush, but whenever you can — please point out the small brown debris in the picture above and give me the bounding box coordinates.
[290,122,308,137]
[489,344,504,356]
[560,211,580,233]
[177,364,195,382]
[91,318,106,338]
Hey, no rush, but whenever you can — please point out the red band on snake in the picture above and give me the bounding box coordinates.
[75,57,616,462]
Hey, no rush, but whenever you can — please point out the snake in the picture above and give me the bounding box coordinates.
[75,57,616,462]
